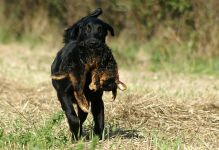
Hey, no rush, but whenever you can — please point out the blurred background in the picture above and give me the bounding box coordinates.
[0,0,219,73]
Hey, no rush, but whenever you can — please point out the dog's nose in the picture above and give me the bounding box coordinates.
[89,40,97,45]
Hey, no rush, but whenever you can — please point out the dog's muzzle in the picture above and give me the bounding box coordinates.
[85,39,101,48]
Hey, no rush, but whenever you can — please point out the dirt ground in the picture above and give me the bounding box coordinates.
[0,44,219,149]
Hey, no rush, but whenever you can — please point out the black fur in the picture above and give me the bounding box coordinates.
[58,41,119,92]
[51,9,117,141]
[63,8,104,43]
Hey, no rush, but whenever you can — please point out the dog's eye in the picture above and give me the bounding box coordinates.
[97,26,102,33]
[87,25,91,33]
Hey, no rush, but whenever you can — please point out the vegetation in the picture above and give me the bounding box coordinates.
[0,1,219,149]
[0,44,219,149]
[1,0,219,74]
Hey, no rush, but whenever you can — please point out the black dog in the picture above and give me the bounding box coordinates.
[51,41,127,113]
[51,8,126,140]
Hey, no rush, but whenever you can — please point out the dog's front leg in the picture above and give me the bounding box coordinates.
[77,105,88,137]
[89,91,104,139]
[57,92,80,141]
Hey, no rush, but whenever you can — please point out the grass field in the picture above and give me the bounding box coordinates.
[0,43,219,150]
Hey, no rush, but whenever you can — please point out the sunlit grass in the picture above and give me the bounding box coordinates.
[0,43,219,149]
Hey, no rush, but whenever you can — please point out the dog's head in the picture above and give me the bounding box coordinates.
[64,8,103,43]
[64,8,114,48]
[77,18,114,48]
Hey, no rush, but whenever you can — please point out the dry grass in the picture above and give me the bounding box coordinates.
[0,43,219,149]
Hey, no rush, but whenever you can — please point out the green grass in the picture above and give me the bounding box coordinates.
[150,54,219,75]
[0,111,119,149]
[1,41,219,149]
[0,27,12,43]
[0,111,70,149]
[110,38,219,75]
[151,130,182,150]
[0,109,185,150]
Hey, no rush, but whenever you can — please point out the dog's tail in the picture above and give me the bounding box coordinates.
[51,72,69,80]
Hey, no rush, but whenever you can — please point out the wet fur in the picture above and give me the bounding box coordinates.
[51,8,119,141]
[52,42,119,99]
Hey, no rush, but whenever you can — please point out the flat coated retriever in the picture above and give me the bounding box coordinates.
[51,8,126,141]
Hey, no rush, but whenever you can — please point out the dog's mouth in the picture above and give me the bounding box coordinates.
[84,39,102,48]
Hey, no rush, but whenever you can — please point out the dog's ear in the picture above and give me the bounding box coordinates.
[104,23,114,36]
[63,25,80,43]
[63,8,103,43]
